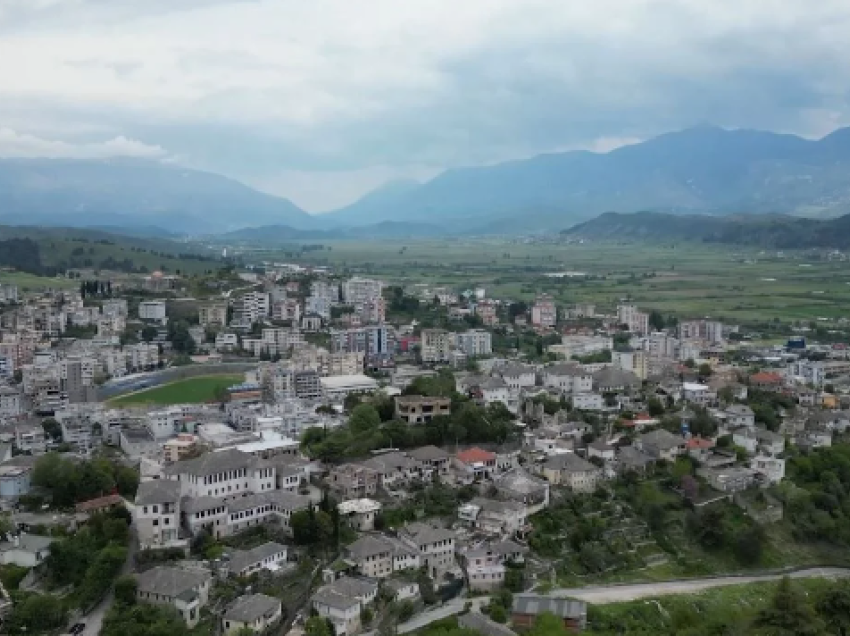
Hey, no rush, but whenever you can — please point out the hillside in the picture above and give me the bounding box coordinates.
[323,125,850,230]
[0,225,220,276]
[0,158,317,233]
[563,211,850,249]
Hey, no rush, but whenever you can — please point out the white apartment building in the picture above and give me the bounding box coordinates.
[421,329,453,364]
[328,352,365,377]
[139,301,167,322]
[126,343,160,370]
[0,284,19,304]
[400,523,456,578]
[0,387,22,418]
[343,277,384,305]
[542,364,593,393]
[136,480,186,551]
[613,349,648,380]
[679,320,724,344]
[164,448,276,498]
[531,295,557,328]
[236,292,270,325]
[199,303,228,329]
[454,330,492,357]
[216,333,240,352]
[617,304,650,335]
[645,332,679,358]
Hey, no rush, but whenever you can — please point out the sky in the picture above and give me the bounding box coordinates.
[1,0,850,212]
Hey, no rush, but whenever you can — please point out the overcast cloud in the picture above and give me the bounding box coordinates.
[1,0,849,210]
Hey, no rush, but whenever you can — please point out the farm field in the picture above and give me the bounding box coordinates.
[106,374,243,407]
[0,271,80,291]
[255,239,850,324]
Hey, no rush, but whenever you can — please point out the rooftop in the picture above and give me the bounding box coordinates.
[229,542,287,574]
[224,594,281,623]
[136,566,211,598]
[407,445,451,462]
[457,447,496,464]
[544,453,598,473]
[136,480,181,506]
[338,499,382,515]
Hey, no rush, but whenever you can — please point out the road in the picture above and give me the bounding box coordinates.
[80,501,138,636]
[544,567,850,604]
[388,567,850,635]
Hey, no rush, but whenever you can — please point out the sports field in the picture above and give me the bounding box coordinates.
[107,374,244,407]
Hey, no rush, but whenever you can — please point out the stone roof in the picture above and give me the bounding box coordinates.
[639,429,685,451]
[513,593,587,620]
[136,480,182,506]
[496,467,547,494]
[0,534,54,554]
[458,612,518,636]
[408,445,451,462]
[618,446,655,468]
[229,542,287,574]
[136,566,211,599]
[345,535,393,560]
[224,593,281,623]
[545,363,588,377]
[402,522,455,547]
[725,404,754,416]
[164,448,255,478]
[544,453,598,474]
[593,367,641,389]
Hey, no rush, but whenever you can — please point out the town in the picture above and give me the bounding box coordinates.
[0,264,848,636]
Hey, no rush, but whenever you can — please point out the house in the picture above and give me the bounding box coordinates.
[135,480,187,552]
[222,594,282,635]
[542,454,601,494]
[458,612,518,636]
[512,594,587,633]
[616,446,655,475]
[572,393,604,410]
[400,523,456,578]
[394,396,451,423]
[14,422,46,455]
[495,468,550,513]
[592,367,641,393]
[163,449,277,499]
[229,542,288,577]
[725,405,755,428]
[807,410,850,433]
[461,545,508,592]
[359,452,419,489]
[750,372,785,392]
[756,429,785,456]
[0,534,54,568]
[542,364,593,394]
[312,577,378,636]
[751,454,786,484]
[0,461,32,501]
[497,364,536,390]
[686,436,714,462]
[338,499,382,531]
[408,445,452,475]
[343,534,419,578]
[682,382,716,406]
[328,463,379,499]
[383,579,420,602]
[635,429,686,461]
[135,566,212,627]
[458,498,529,537]
[732,428,758,455]
[587,440,616,462]
[698,466,757,493]
[454,447,497,482]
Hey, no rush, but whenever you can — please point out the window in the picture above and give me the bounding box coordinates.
[153,519,159,526]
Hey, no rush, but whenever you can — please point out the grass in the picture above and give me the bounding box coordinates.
[248,239,850,325]
[0,271,79,291]
[106,374,244,406]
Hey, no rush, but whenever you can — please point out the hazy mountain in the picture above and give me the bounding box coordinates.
[322,125,850,229]
[219,219,446,244]
[0,158,317,233]
[564,210,850,249]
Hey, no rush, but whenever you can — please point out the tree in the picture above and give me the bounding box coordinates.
[42,417,63,441]
[397,600,415,622]
[753,576,824,636]
[698,363,713,377]
[101,602,190,636]
[489,604,508,623]
[349,404,381,434]
[647,397,665,417]
[734,526,765,566]
[4,593,67,635]
[305,616,333,636]
[817,582,850,635]
[140,326,158,342]
[526,612,570,636]
[648,310,665,332]
[114,575,138,606]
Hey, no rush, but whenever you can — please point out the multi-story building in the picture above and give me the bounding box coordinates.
[236,292,270,325]
[541,364,593,393]
[400,523,456,578]
[135,567,211,627]
[617,304,650,335]
[125,343,160,371]
[531,295,557,328]
[454,330,492,357]
[0,284,19,304]
[421,329,452,364]
[136,480,187,551]
[0,386,23,418]
[474,300,499,326]
[330,326,391,357]
[328,352,365,377]
[343,278,384,306]
[679,320,724,344]
[612,349,648,380]
[394,396,452,424]
[139,301,167,322]
[199,303,228,329]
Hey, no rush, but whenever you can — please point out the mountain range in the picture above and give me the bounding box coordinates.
[6,124,850,235]
[563,211,850,249]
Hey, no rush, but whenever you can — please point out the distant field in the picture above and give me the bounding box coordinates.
[251,239,850,324]
[107,374,244,407]
[0,271,79,291]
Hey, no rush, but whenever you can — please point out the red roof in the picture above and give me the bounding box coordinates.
[634,413,653,421]
[751,372,783,384]
[75,493,124,513]
[686,437,714,450]
[457,447,496,463]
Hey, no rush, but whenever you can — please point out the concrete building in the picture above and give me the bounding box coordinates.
[531,294,557,328]
[135,566,212,627]
[421,329,453,364]
[199,303,228,329]
[542,453,602,493]
[223,594,282,635]
[229,542,288,577]
[617,304,650,335]
[135,480,187,551]
[138,301,167,322]
[455,330,493,357]
[394,395,451,424]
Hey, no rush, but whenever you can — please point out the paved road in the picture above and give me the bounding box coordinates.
[388,568,850,635]
[545,567,850,604]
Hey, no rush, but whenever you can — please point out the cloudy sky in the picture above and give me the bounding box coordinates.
[1,0,849,211]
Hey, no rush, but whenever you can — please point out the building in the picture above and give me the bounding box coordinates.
[458,612,518,636]
[494,468,550,514]
[229,542,288,577]
[338,499,382,532]
[312,577,378,636]
[542,453,602,493]
[421,329,453,364]
[343,277,384,305]
[199,303,228,329]
[0,533,54,568]
[135,480,187,552]
[135,566,212,627]
[236,292,271,325]
[138,301,167,322]
[542,364,593,394]
[454,447,498,482]
[223,594,282,635]
[343,535,419,579]
[613,349,648,380]
[635,429,686,461]
[400,523,456,578]
[679,320,724,344]
[617,304,649,335]
[320,374,379,400]
[531,295,557,328]
[330,326,391,357]
[724,404,755,428]
[394,395,451,424]
[408,445,452,476]
[455,330,493,357]
[163,434,201,463]
[512,594,587,633]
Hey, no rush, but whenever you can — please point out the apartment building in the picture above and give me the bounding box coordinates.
[455,330,492,357]
[617,304,650,335]
[343,277,384,305]
[531,295,557,328]
[199,303,228,329]
[542,364,593,393]
[421,329,453,364]
[139,301,167,322]
[136,480,187,551]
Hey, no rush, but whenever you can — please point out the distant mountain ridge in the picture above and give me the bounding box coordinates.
[323,125,850,229]
[0,158,317,233]
[563,211,850,249]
